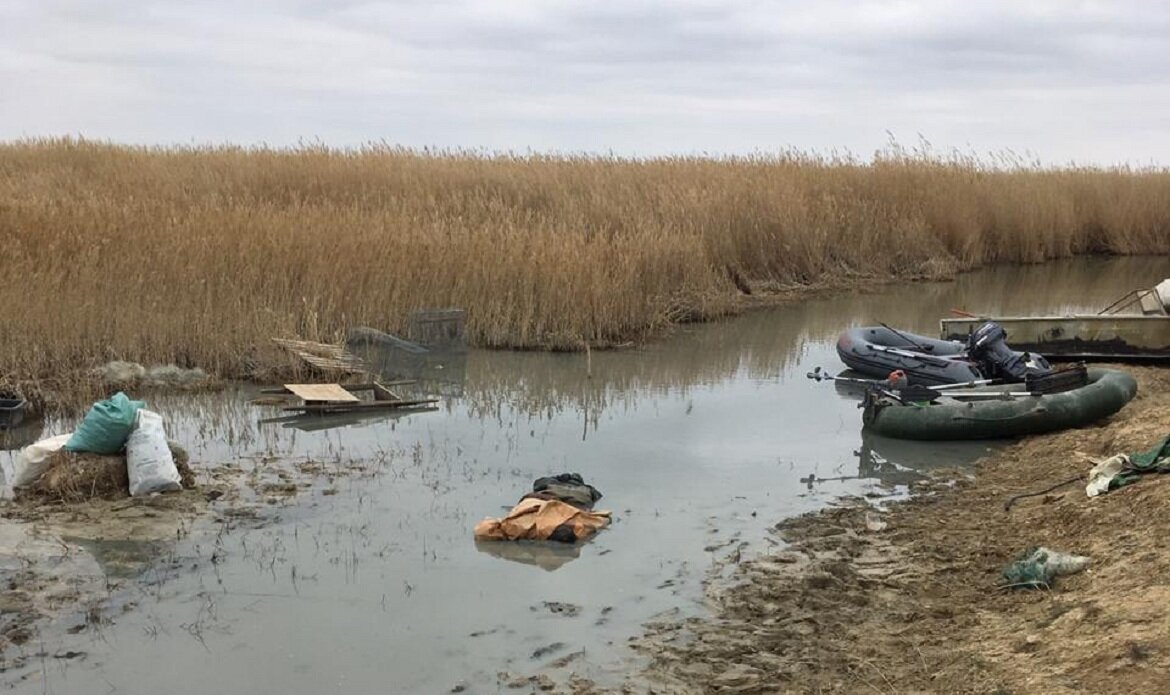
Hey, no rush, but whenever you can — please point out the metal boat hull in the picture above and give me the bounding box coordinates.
[940,316,1170,362]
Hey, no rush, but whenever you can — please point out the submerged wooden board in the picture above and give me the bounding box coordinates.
[281,398,440,414]
[284,384,360,403]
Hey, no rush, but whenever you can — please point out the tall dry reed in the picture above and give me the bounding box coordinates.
[0,138,1167,397]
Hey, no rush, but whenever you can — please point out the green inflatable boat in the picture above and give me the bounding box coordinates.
[862,368,1138,441]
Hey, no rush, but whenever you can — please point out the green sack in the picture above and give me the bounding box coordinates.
[64,392,146,454]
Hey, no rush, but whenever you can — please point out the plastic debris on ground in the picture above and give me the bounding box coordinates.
[126,409,182,496]
[10,433,73,488]
[8,393,194,502]
[17,444,194,503]
[64,392,144,455]
[1001,547,1091,590]
[475,473,610,543]
[98,361,209,387]
[1085,435,1170,496]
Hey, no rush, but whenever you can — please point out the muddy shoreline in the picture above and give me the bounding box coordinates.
[591,365,1170,694]
[0,447,369,679]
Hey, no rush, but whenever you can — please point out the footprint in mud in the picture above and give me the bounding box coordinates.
[546,649,585,668]
[595,605,614,626]
[530,642,566,659]
[532,601,581,617]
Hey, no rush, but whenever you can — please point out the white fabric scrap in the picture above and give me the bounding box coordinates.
[1086,454,1130,498]
[1033,547,1090,576]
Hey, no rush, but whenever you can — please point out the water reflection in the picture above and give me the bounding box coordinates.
[63,537,170,580]
[258,406,441,432]
[860,431,991,473]
[85,256,1167,451]
[0,420,43,451]
[456,255,1169,424]
[474,539,587,572]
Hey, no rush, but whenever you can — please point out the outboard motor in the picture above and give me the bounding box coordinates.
[967,322,1051,381]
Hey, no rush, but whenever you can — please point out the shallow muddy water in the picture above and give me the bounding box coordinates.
[2,256,1166,693]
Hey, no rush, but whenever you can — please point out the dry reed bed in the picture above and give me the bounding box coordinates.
[0,139,1167,402]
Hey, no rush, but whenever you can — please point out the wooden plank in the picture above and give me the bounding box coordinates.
[373,383,401,402]
[281,398,439,413]
[284,384,361,403]
[260,380,417,395]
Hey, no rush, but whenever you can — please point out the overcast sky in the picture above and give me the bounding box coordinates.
[2,1,1169,164]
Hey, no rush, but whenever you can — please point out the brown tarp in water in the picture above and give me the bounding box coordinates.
[474,498,610,542]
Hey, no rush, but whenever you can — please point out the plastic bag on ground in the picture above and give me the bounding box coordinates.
[126,410,181,496]
[1086,454,1130,497]
[11,433,74,488]
[65,392,145,455]
[1001,546,1090,590]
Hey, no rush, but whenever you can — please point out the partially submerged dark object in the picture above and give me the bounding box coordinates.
[0,394,28,430]
[861,368,1136,441]
[406,309,467,353]
[0,419,44,451]
[345,326,429,355]
[344,324,467,390]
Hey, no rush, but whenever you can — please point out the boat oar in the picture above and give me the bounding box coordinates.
[932,378,997,391]
[941,390,1042,399]
[806,368,996,392]
[806,368,914,404]
[863,343,955,367]
[879,322,934,352]
[807,368,945,404]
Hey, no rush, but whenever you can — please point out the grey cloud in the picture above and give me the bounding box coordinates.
[1,0,1169,162]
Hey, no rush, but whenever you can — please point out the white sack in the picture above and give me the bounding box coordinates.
[1086,453,1130,498]
[126,410,181,496]
[11,433,74,488]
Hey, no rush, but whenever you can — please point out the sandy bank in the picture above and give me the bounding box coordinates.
[613,365,1170,694]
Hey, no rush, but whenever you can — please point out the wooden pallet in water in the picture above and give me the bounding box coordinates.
[258,381,437,415]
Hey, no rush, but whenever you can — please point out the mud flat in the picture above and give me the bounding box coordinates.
[598,366,1170,694]
[0,449,368,680]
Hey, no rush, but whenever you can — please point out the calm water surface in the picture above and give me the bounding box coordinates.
[2,257,1166,693]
